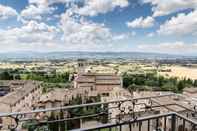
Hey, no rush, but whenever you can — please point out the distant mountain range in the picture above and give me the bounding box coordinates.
[0,51,196,61]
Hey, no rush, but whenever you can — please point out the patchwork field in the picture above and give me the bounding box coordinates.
[159,66,197,80]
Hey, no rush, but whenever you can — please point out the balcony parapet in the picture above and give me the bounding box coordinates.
[0,93,197,131]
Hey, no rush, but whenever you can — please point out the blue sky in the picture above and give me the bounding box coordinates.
[0,0,197,55]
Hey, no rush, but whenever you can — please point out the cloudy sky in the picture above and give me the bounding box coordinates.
[0,0,197,55]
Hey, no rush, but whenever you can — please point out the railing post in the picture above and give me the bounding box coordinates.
[148,119,150,131]
[10,129,15,131]
[182,119,185,131]
[171,114,176,131]
[164,116,167,131]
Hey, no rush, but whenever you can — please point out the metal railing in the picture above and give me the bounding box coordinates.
[0,93,197,131]
[73,112,197,131]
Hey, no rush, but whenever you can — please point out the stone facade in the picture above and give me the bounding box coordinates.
[0,81,42,130]
[74,73,122,96]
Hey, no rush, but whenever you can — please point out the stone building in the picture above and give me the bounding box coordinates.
[74,59,122,96]
[0,81,42,113]
[35,88,68,109]
[183,87,197,98]
[0,80,28,96]
[74,72,122,96]
[0,85,10,96]
[0,81,42,130]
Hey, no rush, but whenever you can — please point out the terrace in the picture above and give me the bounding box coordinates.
[0,93,197,131]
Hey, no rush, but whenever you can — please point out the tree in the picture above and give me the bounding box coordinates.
[158,76,164,87]
[177,81,185,91]
[122,71,192,93]
[194,80,197,87]
[0,71,13,80]
[161,81,177,92]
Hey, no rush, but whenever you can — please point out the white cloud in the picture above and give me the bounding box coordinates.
[28,0,129,17]
[0,4,17,20]
[138,41,197,54]
[29,0,72,7]
[131,31,136,36]
[158,10,197,35]
[74,0,129,16]
[0,20,63,52]
[21,5,56,21]
[60,11,115,51]
[0,5,129,52]
[127,16,155,28]
[113,34,128,40]
[22,0,72,21]
[143,0,197,17]
[113,31,136,40]
[147,32,154,37]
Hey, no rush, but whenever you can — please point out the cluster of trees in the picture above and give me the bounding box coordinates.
[22,72,70,83]
[0,69,18,80]
[0,69,70,83]
[123,72,197,93]
[67,95,101,116]
[22,111,66,131]
[0,69,71,93]
[41,82,72,93]
[22,95,104,131]
[66,95,108,129]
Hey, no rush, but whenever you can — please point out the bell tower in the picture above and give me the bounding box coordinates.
[77,59,87,74]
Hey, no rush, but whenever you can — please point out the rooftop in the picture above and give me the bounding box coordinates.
[183,87,197,93]
[0,81,41,106]
[37,88,67,104]
[75,73,121,85]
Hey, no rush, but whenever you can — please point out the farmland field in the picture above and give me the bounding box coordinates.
[159,65,197,80]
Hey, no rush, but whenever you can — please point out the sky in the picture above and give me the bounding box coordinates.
[0,0,197,55]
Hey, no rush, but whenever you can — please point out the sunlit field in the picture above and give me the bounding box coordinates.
[159,65,197,80]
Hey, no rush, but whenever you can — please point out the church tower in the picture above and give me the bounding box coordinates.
[77,59,87,74]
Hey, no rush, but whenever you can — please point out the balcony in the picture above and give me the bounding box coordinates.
[0,94,197,131]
